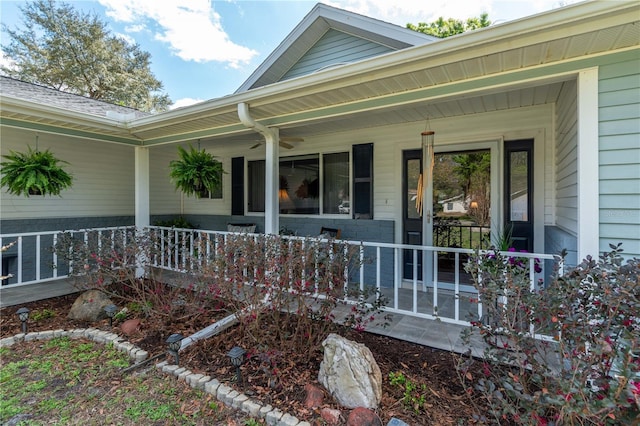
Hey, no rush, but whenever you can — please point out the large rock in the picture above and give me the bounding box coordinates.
[67,290,114,322]
[346,407,382,426]
[318,333,382,409]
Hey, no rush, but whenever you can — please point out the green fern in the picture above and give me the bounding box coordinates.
[1,146,73,197]
[169,145,224,197]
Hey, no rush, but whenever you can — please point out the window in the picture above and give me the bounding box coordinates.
[248,152,350,215]
[248,160,265,212]
[323,152,350,215]
[353,143,373,219]
[197,169,223,199]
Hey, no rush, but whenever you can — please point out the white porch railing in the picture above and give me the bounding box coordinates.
[147,227,563,327]
[0,227,136,288]
[1,226,563,328]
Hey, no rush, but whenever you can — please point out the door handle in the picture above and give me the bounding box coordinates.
[426,210,432,224]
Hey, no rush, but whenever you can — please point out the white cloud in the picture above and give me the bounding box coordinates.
[326,0,494,25]
[97,0,257,67]
[326,0,582,27]
[170,97,205,110]
[0,50,16,72]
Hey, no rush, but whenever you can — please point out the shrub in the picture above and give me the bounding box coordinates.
[54,228,226,322]
[55,228,390,360]
[458,244,639,425]
[196,233,390,361]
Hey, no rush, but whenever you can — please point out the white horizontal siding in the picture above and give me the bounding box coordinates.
[598,58,640,257]
[554,80,578,236]
[1,126,135,220]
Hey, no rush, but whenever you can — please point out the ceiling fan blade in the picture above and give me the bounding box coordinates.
[280,137,304,143]
[250,142,262,149]
[279,141,294,149]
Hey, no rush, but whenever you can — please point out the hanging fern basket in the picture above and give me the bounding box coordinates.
[169,145,224,198]
[0,146,73,197]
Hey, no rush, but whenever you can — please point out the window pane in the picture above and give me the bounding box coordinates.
[323,152,349,214]
[406,158,421,219]
[509,151,528,221]
[281,155,319,214]
[248,160,265,212]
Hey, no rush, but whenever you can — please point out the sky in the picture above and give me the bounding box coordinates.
[0,0,584,109]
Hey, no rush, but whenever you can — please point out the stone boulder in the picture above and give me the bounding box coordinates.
[304,384,325,408]
[120,319,141,336]
[67,290,113,322]
[346,407,382,426]
[318,333,382,409]
[320,407,342,425]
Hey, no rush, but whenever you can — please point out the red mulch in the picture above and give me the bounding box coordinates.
[0,291,488,425]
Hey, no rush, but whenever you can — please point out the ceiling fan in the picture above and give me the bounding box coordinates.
[250,136,303,150]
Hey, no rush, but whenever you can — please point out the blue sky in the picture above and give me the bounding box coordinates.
[0,0,582,109]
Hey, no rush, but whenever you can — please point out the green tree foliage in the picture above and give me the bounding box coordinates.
[407,13,491,38]
[1,0,171,112]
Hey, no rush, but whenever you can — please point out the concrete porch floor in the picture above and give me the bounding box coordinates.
[0,278,485,356]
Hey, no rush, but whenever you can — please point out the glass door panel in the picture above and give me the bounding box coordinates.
[402,150,422,280]
[430,149,492,286]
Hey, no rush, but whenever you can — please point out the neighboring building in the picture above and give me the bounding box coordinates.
[438,195,467,215]
[2,1,639,280]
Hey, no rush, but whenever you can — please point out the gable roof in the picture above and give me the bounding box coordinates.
[235,2,436,93]
[0,76,149,120]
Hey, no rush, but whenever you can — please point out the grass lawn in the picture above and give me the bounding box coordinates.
[0,337,258,425]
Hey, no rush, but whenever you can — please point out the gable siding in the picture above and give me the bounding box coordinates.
[599,58,640,257]
[282,29,393,80]
[0,127,135,220]
[555,80,578,235]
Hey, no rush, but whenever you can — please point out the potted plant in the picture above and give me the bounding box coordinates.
[169,145,224,198]
[0,146,73,197]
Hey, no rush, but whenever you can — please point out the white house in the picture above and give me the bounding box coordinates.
[2,1,639,287]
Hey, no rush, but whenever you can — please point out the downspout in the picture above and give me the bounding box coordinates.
[238,102,279,235]
[238,102,270,135]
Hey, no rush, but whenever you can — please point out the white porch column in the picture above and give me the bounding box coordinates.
[577,67,600,259]
[134,146,150,278]
[264,128,280,235]
[134,146,150,228]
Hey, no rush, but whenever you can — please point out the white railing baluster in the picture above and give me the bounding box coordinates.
[376,246,381,300]
[52,234,58,279]
[17,236,23,284]
[35,235,41,281]
[412,249,418,313]
[359,244,364,292]
[454,252,460,322]
[394,247,400,310]
[433,251,438,317]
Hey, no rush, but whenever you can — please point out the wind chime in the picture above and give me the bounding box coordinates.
[416,122,435,219]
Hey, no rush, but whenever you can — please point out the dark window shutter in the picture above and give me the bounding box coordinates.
[352,143,373,219]
[231,157,244,215]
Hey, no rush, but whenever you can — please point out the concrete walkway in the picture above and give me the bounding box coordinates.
[0,278,484,356]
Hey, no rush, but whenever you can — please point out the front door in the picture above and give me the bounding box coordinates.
[504,140,534,252]
[402,150,422,280]
[424,141,498,290]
